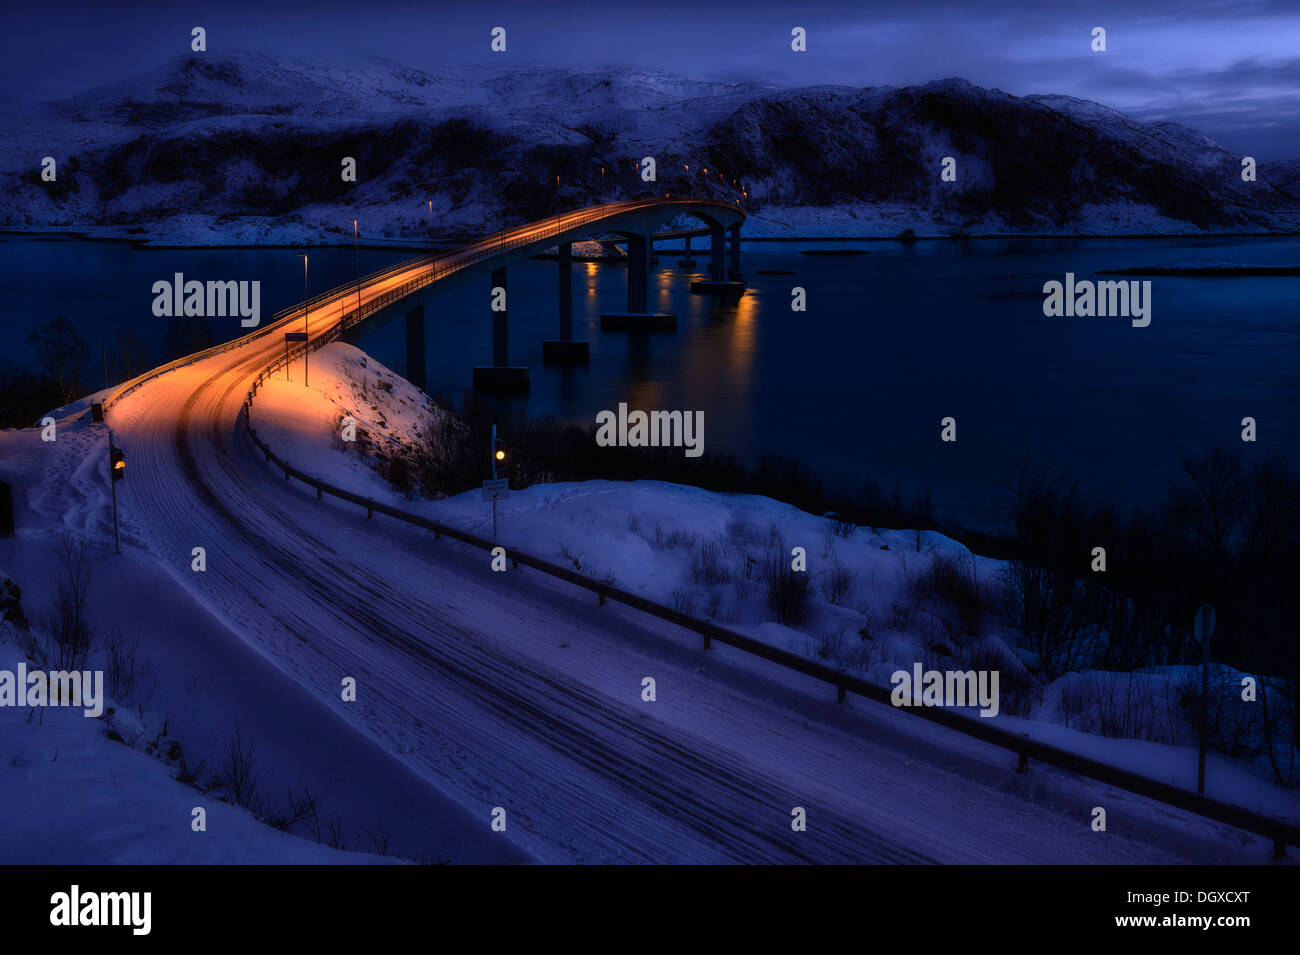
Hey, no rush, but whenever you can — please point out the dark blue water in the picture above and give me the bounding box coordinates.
[4,234,1297,532]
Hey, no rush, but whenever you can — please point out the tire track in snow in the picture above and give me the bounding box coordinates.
[163,361,931,863]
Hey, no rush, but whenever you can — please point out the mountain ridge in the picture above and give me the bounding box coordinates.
[2,49,1296,243]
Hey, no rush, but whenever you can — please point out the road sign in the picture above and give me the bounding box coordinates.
[482,478,509,502]
[284,332,309,342]
[1193,604,1216,643]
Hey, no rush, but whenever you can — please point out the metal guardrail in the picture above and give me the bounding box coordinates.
[242,395,1300,858]
[124,196,1297,859]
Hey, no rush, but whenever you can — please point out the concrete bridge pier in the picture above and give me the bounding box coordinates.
[709,224,725,281]
[473,266,529,391]
[543,241,590,363]
[405,305,426,391]
[679,234,696,268]
[690,223,746,296]
[601,232,676,330]
[627,233,649,312]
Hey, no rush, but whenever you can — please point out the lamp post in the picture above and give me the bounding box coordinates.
[1194,604,1216,795]
[426,201,432,239]
[298,252,309,388]
[108,435,125,555]
[352,219,361,321]
[490,423,506,538]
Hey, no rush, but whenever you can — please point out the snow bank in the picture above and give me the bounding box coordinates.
[0,611,391,864]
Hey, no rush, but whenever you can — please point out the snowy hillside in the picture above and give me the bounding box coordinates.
[2,50,1297,243]
[0,594,398,864]
[248,343,1300,826]
[0,411,532,865]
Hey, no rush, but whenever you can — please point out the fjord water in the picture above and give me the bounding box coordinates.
[5,235,1296,533]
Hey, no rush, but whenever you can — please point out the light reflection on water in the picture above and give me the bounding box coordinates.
[4,235,1296,532]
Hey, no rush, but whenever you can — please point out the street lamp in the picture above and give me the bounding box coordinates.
[493,436,506,474]
[489,424,507,537]
[298,251,309,388]
[108,440,124,555]
[352,219,361,320]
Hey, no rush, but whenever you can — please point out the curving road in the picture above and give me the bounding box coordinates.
[103,204,1259,864]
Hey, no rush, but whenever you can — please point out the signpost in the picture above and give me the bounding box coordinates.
[109,439,125,555]
[1193,603,1216,795]
[285,331,308,383]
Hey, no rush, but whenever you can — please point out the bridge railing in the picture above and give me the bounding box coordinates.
[100,251,435,413]
[100,197,742,415]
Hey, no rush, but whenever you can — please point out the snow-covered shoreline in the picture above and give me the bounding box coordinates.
[6,215,1300,250]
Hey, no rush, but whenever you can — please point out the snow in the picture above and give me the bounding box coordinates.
[0,414,529,864]
[244,343,1300,834]
[0,633,397,864]
[3,278,1294,862]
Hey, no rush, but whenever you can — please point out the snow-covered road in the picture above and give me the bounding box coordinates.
[102,258,1268,864]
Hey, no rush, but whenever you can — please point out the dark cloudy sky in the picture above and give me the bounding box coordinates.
[5,0,1298,158]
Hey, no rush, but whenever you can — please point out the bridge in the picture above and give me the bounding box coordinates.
[341,197,747,390]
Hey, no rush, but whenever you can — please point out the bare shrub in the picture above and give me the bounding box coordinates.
[703,591,723,619]
[32,535,94,672]
[212,720,263,812]
[379,449,417,495]
[999,563,1103,680]
[1055,673,1173,745]
[910,552,987,637]
[690,540,730,588]
[820,561,857,606]
[828,513,856,539]
[807,629,845,662]
[103,625,141,702]
[652,525,695,550]
[267,787,320,834]
[762,550,811,628]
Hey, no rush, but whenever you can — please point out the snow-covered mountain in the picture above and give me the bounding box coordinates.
[2,50,1296,243]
